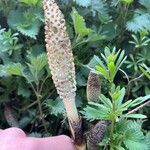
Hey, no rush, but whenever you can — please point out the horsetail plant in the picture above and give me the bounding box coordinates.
[43,0,85,149]
[86,72,109,150]
[87,71,101,102]
[87,121,108,150]
[83,48,150,149]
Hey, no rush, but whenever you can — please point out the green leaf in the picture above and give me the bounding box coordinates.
[87,32,104,42]
[5,63,24,76]
[87,55,106,70]
[28,53,48,71]
[120,0,133,4]
[75,0,91,7]
[46,98,65,117]
[96,65,108,77]
[75,0,109,17]
[8,9,42,39]
[119,100,133,111]
[100,94,112,109]
[139,0,150,10]
[126,12,150,33]
[19,0,39,5]
[17,79,31,98]
[116,88,126,106]
[82,102,111,121]
[114,146,125,150]
[76,71,87,86]
[27,53,48,80]
[130,95,150,107]
[116,50,125,69]
[139,64,150,79]
[71,8,93,36]
[124,132,148,150]
[145,132,150,149]
[121,121,149,150]
[108,61,115,81]
[145,86,150,95]
[124,113,147,119]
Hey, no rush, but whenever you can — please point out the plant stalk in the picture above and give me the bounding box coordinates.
[110,104,115,149]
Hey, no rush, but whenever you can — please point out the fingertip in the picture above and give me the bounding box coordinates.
[1,127,26,137]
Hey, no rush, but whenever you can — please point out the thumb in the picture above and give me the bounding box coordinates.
[27,135,76,150]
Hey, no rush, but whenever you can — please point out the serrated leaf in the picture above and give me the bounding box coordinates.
[5,63,24,76]
[17,80,31,98]
[27,53,48,80]
[75,0,91,7]
[71,8,93,36]
[100,94,112,109]
[126,12,150,33]
[46,98,65,117]
[124,121,148,150]
[28,53,48,71]
[8,9,42,39]
[82,102,111,121]
[75,0,109,17]
[16,21,41,39]
[90,0,109,17]
[125,113,147,119]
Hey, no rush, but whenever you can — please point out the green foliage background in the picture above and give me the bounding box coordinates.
[0,0,150,148]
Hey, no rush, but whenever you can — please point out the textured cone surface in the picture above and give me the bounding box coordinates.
[87,72,101,102]
[43,0,84,148]
[4,106,19,127]
[87,121,108,150]
[43,0,76,102]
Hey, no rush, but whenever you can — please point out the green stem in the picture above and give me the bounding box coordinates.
[21,100,38,111]
[110,106,115,149]
[39,75,49,94]
[28,81,48,133]
[37,93,48,133]
[109,82,115,149]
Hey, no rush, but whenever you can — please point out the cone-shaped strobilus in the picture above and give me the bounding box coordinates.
[43,0,85,149]
[87,72,108,150]
[87,72,101,102]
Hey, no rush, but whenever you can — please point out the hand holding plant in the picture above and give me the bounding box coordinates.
[0,128,76,150]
